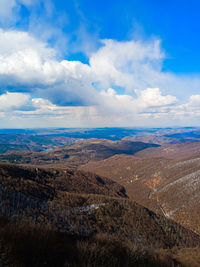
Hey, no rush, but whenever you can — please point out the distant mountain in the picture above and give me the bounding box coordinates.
[0,139,159,167]
[134,141,200,159]
[1,129,200,266]
[0,127,163,140]
[123,134,198,145]
[123,128,200,145]
[0,134,75,153]
[1,127,200,155]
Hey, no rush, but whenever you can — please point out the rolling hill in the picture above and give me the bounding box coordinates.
[0,163,199,250]
[80,148,200,235]
[0,163,127,199]
[134,141,200,159]
[0,139,159,167]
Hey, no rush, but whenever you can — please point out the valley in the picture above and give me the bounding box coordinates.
[1,127,200,266]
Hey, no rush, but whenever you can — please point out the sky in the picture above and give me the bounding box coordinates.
[1,0,200,128]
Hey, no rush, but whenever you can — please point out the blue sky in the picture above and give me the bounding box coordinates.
[0,0,200,127]
[15,0,200,73]
[71,0,200,74]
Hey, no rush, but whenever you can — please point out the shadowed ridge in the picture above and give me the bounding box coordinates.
[0,162,127,198]
[0,139,159,168]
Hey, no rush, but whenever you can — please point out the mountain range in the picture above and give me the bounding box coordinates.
[1,128,200,265]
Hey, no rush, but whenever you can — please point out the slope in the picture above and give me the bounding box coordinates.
[0,139,159,167]
[0,163,199,250]
[80,152,200,234]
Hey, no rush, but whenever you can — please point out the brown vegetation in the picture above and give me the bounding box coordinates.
[80,150,200,235]
[0,139,158,167]
[134,142,200,159]
[0,216,187,267]
[0,163,127,199]
[0,163,200,250]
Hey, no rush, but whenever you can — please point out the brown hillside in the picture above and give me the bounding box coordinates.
[0,163,127,198]
[134,142,200,159]
[80,155,172,210]
[80,152,200,235]
[1,216,199,267]
[0,139,158,168]
[123,134,182,145]
[0,163,200,250]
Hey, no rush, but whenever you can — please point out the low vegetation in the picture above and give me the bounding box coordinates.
[0,164,199,250]
[0,216,187,267]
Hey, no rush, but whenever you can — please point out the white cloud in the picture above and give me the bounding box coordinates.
[0,29,99,106]
[0,29,200,127]
[188,95,200,107]
[0,0,68,56]
[99,87,177,118]
[0,0,18,24]
[0,92,30,111]
[135,88,177,108]
[0,29,55,57]
[0,32,174,110]
[0,0,41,25]
[90,39,200,103]
[90,39,164,91]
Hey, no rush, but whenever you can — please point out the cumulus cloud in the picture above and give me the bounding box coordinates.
[0,29,99,106]
[0,92,30,111]
[135,88,177,108]
[0,28,200,127]
[90,39,164,91]
[169,95,200,119]
[0,31,174,109]
[0,29,55,58]
[99,87,177,118]
[90,39,200,103]
[188,95,200,107]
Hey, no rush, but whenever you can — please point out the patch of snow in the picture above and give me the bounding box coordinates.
[158,170,200,193]
[170,158,200,168]
[85,203,106,212]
